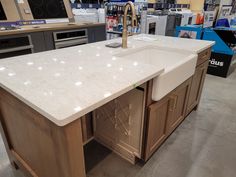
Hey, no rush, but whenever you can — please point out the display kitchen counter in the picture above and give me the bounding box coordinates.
[0,34,214,177]
[0,22,105,36]
[0,22,106,55]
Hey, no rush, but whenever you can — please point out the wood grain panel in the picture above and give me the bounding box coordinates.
[0,88,86,177]
[81,114,94,145]
[166,78,191,133]
[16,0,33,20]
[197,48,211,66]
[186,61,209,115]
[0,0,20,21]
[145,96,170,160]
[94,87,146,164]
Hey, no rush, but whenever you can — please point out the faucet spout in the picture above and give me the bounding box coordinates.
[122,1,137,49]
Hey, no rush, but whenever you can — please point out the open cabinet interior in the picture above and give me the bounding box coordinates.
[81,84,147,166]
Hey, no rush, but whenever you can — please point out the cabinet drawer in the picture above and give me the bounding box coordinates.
[197,48,211,66]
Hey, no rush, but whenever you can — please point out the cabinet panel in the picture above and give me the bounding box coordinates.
[167,79,191,133]
[197,47,211,66]
[30,32,47,53]
[88,26,106,43]
[145,96,170,160]
[186,61,208,115]
[44,32,56,51]
[94,88,145,164]
[81,114,93,145]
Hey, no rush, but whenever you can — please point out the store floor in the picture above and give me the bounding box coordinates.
[1,72,236,177]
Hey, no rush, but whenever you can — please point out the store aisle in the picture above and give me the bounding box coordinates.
[1,72,236,177]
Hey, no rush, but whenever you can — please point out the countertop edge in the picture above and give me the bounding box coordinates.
[194,41,215,53]
[0,68,164,126]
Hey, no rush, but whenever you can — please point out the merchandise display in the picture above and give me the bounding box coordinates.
[105,2,145,39]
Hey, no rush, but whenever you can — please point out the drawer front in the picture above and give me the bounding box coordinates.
[197,48,211,66]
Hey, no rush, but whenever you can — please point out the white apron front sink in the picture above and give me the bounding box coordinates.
[115,46,198,101]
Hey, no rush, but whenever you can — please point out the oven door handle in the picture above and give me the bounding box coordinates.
[55,38,88,49]
[0,45,34,54]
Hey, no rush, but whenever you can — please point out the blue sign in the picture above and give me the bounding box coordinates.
[0,22,18,27]
[17,20,46,26]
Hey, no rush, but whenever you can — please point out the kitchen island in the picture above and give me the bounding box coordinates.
[0,34,214,177]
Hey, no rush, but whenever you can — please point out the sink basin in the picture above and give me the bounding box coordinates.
[115,46,197,101]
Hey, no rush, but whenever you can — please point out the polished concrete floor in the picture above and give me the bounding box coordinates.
[0,72,236,177]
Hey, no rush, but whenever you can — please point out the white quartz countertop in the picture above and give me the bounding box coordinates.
[0,34,214,126]
[131,34,215,53]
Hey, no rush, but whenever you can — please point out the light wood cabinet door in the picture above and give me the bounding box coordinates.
[166,79,191,134]
[144,79,191,160]
[94,88,146,164]
[186,61,208,115]
[145,96,171,160]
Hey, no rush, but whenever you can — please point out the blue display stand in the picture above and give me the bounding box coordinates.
[203,28,236,78]
[176,25,236,78]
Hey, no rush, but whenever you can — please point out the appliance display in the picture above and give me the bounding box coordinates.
[170,8,193,26]
[165,13,182,36]
[156,15,168,35]
[191,13,197,25]
[27,0,68,19]
[146,15,158,35]
[0,36,33,59]
[218,5,232,19]
[179,10,193,26]
[53,29,88,49]
[203,11,215,28]
[145,14,167,36]
[0,2,7,20]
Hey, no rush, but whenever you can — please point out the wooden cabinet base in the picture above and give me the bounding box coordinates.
[0,88,86,177]
[144,48,211,161]
[144,78,191,160]
[0,48,212,175]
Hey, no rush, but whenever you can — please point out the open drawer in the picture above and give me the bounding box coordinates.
[93,86,146,164]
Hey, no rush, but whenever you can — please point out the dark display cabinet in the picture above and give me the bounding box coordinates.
[27,0,68,19]
[0,2,7,20]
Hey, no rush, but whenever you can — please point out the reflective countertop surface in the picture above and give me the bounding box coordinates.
[0,34,214,126]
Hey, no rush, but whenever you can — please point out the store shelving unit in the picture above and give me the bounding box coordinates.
[105,2,147,39]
